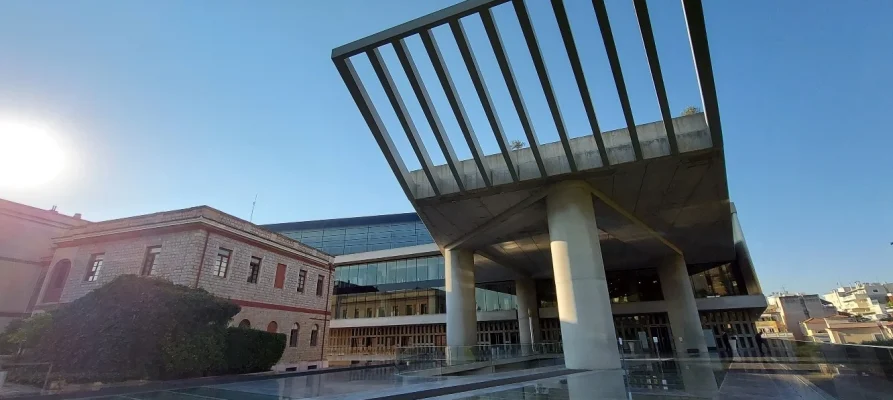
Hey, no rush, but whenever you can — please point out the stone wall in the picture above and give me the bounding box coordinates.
[48,229,205,303]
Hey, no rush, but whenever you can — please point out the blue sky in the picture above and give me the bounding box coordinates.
[1,0,891,295]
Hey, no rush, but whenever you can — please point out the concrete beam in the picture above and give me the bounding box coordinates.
[451,19,519,183]
[367,48,441,196]
[633,0,679,155]
[592,0,643,161]
[480,8,547,179]
[420,30,492,188]
[513,0,577,172]
[334,58,415,202]
[584,181,683,256]
[444,188,550,250]
[551,0,609,166]
[394,39,466,193]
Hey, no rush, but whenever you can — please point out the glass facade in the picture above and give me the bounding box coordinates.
[277,219,433,256]
[690,263,743,298]
[536,268,665,308]
[331,255,518,320]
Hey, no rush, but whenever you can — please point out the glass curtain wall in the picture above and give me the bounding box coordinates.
[280,221,434,256]
[331,255,517,319]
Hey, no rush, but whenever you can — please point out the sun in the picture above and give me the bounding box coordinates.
[0,119,66,189]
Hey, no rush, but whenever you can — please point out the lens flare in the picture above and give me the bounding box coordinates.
[0,119,66,189]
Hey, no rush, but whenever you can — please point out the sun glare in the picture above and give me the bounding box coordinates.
[0,119,66,189]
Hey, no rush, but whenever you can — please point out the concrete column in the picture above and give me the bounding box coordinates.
[515,277,540,354]
[445,248,477,347]
[546,181,621,370]
[658,255,709,356]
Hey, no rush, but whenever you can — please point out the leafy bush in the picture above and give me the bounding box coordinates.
[220,327,286,374]
[34,275,240,381]
[0,318,25,355]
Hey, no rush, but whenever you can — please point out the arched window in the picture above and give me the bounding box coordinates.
[42,259,71,303]
[238,319,251,329]
[289,323,300,347]
[267,321,278,333]
[309,324,319,346]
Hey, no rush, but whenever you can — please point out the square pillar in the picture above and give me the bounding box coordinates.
[547,181,621,370]
[658,255,709,356]
[445,248,477,347]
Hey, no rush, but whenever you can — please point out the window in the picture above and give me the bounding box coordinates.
[392,306,398,316]
[214,248,231,277]
[353,308,359,318]
[267,321,278,333]
[420,304,428,315]
[274,263,287,289]
[297,269,307,292]
[366,308,372,318]
[238,319,251,328]
[248,257,262,284]
[316,275,325,296]
[289,323,300,347]
[43,260,71,303]
[310,324,319,346]
[141,246,161,276]
[307,365,317,370]
[340,308,347,319]
[85,254,104,282]
[406,304,414,316]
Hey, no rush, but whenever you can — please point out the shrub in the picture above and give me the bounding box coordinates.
[35,275,240,381]
[0,318,25,355]
[221,327,286,374]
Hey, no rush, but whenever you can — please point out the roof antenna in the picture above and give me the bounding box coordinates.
[249,194,258,222]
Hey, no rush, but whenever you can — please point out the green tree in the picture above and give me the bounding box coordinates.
[680,105,701,116]
[509,140,525,151]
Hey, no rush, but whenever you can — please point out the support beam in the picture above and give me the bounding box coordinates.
[592,0,643,161]
[451,19,519,183]
[682,0,724,149]
[445,248,477,347]
[658,255,708,356]
[421,30,492,188]
[547,180,620,370]
[334,58,415,202]
[513,0,577,172]
[367,48,441,196]
[445,188,549,250]
[480,9,548,179]
[633,0,680,155]
[393,39,466,192]
[331,0,510,59]
[551,0,610,166]
[585,183,683,256]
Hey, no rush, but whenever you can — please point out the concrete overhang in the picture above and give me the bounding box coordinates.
[333,0,731,278]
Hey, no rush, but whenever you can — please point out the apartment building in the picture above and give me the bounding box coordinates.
[823,283,892,321]
[767,294,838,340]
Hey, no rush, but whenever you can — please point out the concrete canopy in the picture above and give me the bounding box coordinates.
[332,0,731,279]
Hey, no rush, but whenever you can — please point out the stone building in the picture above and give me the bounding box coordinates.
[0,198,87,330]
[32,206,334,371]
